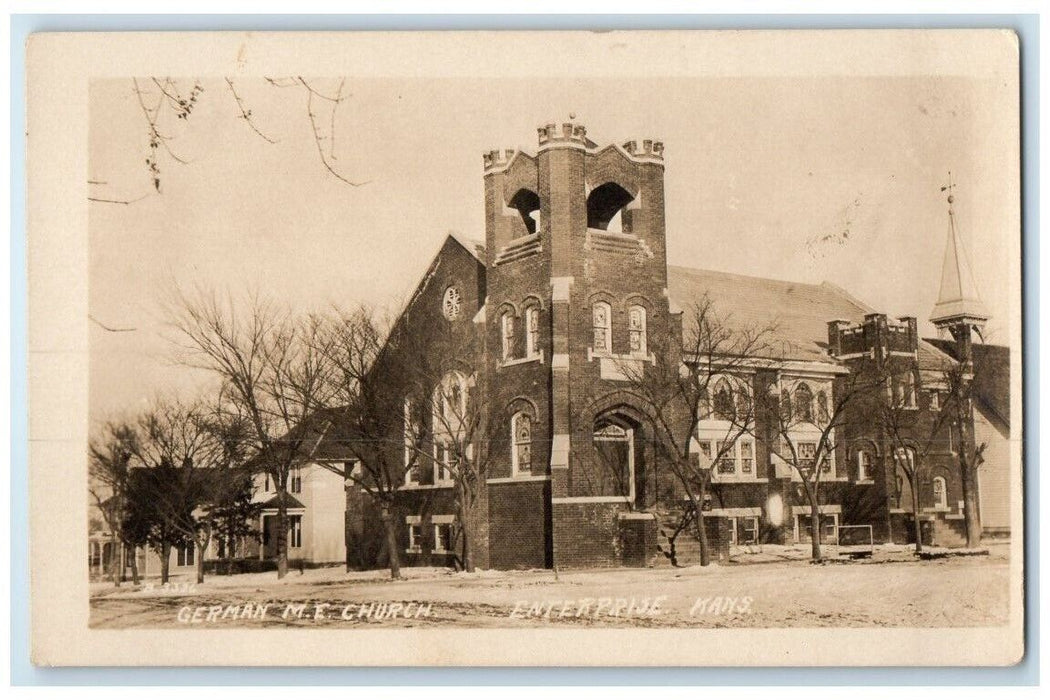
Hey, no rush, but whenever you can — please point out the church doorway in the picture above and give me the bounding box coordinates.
[592,414,641,502]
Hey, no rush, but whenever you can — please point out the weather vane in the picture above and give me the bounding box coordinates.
[940,171,957,210]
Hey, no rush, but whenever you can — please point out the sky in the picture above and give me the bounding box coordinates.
[88,69,1019,422]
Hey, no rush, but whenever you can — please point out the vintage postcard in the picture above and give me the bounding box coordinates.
[26,29,1024,666]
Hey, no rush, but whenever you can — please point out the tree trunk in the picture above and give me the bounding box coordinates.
[275,493,288,579]
[195,529,210,584]
[808,486,822,562]
[109,532,121,587]
[687,474,711,567]
[160,543,171,584]
[128,544,140,585]
[457,482,475,573]
[962,463,982,547]
[910,474,923,554]
[381,506,402,580]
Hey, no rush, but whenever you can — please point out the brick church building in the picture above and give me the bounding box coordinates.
[314,121,1009,571]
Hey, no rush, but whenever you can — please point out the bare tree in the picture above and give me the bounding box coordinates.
[754,367,873,562]
[314,306,424,580]
[943,361,987,547]
[166,287,336,579]
[867,360,955,553]
[88,421,139,586]
[619,296,772,566]
[90,77,368,205]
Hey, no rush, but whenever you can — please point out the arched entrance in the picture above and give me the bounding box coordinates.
[589,412,648,505]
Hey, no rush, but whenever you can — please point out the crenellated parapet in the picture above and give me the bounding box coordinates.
[483,148,518,174]
[537,121,591,151]
[621,139,665,163]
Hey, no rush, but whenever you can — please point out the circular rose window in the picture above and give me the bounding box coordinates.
[442,286,462,320]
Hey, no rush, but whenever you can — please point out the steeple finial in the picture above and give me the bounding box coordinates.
[930,173,989,348]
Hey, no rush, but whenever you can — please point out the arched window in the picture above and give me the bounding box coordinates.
[779,391,793,422]
[734,383,752,423]
[511,412,532,476]
[628,305,647,356]
[856,450,872,481]
[932,476,948,509]
[433,372,468,436]
[816,390,830,424]
[713,379,735,422]
[501,310,515,361]
[525,306,540,358]
[902,372,917,408]
[586,182,635,231]
[509,188,541,235]
[592,302,611,353]
[794,383,814,423]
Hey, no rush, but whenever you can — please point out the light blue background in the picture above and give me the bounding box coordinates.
[9,13,1039,686]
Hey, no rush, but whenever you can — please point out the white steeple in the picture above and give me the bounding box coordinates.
[930,173,990,333]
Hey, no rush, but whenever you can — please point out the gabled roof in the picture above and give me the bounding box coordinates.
[667,266,867,364]
[666,266,953,370]
[923,338,1010,427]
[259,492,306,511]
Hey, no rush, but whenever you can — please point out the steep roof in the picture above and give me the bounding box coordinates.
[923,338,1010,427]
[666,266,953,370]
[668,266,865,363]
[930,202,990,324]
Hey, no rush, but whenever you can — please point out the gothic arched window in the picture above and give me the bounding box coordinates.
[501,310,515,361]
[713,379,734,422]
[816,390,830,424]
[628,305,647,356]
[794,382,814,424]
[525,305,540,358]
[592,302,611,353]
[932,476,948,509]
[511,412,533,476]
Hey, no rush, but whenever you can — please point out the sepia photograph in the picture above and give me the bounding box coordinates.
[26,28,1024,666]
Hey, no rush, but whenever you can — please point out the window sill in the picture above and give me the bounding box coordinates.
[855,479,875,485]
[711,476,768,483]
[499,351,544,369]
[400,483,455,491]
[405,547,422,554]
[587,348,654,364]
[487,474,551,484]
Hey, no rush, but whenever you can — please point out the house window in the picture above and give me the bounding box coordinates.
[406,518,423,553]
[525,306,540,358]
[592,302,611,353]
[264,473,272,493]
[177,542,195,567]
[929,392,940,410]
[501,311,515,361]
[739,440,754,474]
[894,446,916,472]
[289,515,302,548]
[933,476,948,509]
[433,521,455,554]
[628,305,647,356]
[511,412,532,475]
[290,466,302,494]
[794,383,814,423]
[857,450,872,481]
